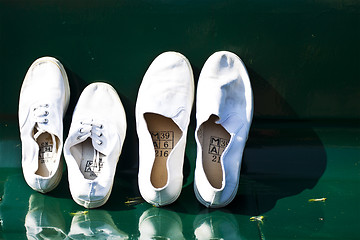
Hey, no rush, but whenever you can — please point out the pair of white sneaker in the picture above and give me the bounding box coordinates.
[136,51,253,208]
[19,57,126,208]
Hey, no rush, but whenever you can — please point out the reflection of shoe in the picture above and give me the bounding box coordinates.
[19,57,70,193]
[25,193,67,239]
[68,210,128,239]
[64,83,127,208]
[194,210,242,240]
[139,207,185,240]
[194,51,253,208]
[136,52,194,206]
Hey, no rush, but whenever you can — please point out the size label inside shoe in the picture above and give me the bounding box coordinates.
[150,131,174,157]
[84,157,104,178]
[39,142,53,163]
[208,136,229,163]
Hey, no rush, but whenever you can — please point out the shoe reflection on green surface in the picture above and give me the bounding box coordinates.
[138,207,185,240]
[25,193,67,239]
[67,210,128,240]
[193,210,244,240]
[24,193,129,240]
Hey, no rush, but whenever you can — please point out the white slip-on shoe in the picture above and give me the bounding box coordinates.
[64,83,126,208]
[136,52,194,207]
[194,51,253,208]
[19,56,70,193]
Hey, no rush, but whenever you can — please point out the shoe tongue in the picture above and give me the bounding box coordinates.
[83,135,105,155]
[33,124,57,153]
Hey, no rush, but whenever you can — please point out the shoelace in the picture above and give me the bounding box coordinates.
[32,104,57,161]
[77,120,104,146]
[77,120,104,176]
[33,104,50,124]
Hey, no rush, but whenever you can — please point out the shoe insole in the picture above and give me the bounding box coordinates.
[79,138,105,180]
[144,113,182,188]
[36,132,58,177]
[198,114,230,189]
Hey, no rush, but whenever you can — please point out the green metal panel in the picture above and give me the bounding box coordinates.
[0,0,359,119]
[0,0,359,239]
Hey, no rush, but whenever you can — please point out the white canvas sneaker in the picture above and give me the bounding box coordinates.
[136,52,194,207]
[194,51,253,208]
[19,56,70,193]
[64,83,126,208]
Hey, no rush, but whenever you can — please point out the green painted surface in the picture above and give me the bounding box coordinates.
[0,0,359,119]
[0,0,359,239]
[1,121,359,239]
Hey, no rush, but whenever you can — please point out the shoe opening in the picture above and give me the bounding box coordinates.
[70,138,105,180]
[198,114,230,189]
[144,113,182,189]
[34,129,60,177]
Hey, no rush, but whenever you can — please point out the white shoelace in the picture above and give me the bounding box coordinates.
[32,104,57,158]
[77,120,104,146]
[33,104,50,125]
[77,120,104,176]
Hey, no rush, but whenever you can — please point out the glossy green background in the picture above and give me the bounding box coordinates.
[0,0,359,239]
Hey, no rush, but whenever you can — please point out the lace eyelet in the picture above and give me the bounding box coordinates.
[45,111,49,116]
[98,133,102,137]
[99,124,103,129]
[97,140,103,145]
[43,119,48,124]
[45,104,49,108]
[78,128,84,133]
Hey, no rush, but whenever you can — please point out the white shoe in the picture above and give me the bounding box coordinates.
[19,57,70,193]
[136,52,194,206]
[64,83,126,208]
[194,51,253,208]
